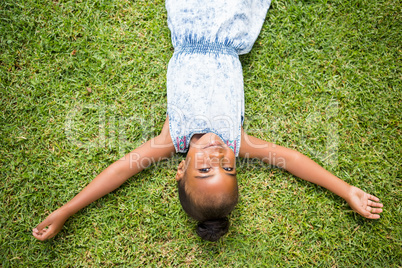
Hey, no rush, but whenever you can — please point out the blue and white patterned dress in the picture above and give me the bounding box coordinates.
[166,0,271,156]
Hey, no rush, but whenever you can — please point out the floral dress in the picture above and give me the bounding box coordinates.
[166,0,271,156]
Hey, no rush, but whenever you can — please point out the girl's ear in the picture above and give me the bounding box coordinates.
[175,160,186,181]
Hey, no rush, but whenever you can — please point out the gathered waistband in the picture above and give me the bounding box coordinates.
[174,39,239,57]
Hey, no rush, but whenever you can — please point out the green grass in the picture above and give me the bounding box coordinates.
[1,0,401,266]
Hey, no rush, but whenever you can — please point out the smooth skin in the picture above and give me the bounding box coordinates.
[33,118,383,241]
[175,133,238,203]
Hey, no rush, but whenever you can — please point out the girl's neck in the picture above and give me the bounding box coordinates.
[190,133,205,144]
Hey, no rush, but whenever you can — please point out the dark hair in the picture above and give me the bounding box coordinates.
[177,177,238,242]
[196,218,230,242]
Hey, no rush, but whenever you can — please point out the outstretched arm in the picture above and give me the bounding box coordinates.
[33,118,176,241]
[239,130,383,219]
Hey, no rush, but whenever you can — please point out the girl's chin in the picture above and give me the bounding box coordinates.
[190,133,223,147]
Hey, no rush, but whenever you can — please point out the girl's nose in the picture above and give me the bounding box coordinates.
[209,151,224,158]
[209,151,226,167]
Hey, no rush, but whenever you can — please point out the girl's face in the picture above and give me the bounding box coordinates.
[176,133,237,200]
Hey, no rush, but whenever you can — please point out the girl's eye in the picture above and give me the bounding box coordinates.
[199,168,210,173]
[223,167,234,172]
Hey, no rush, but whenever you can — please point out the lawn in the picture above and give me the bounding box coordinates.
[1,0,401,266]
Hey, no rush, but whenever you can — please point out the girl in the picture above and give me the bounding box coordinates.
[33,0,383,242]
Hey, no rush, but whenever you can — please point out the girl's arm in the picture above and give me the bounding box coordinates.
[33,118,176,241]
[239,130,383,219]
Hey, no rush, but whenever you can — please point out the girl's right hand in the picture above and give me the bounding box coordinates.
[345,186,383,219]
[32,209,69,241]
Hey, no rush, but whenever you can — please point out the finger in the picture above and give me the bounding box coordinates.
[368,194,380,202]
[36,228,49,236]
[33,226,56,241]
[32,227,47,235]
[359,208,380,219]
[369,208,383,214]
[366,213,381,219]
[368,200,383,207]
[35,219,50,231]
[33,229,50,241]
[33,231,42,240]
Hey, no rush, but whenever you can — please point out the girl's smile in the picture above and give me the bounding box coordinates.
[175,133,238,201]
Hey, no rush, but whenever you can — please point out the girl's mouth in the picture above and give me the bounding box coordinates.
[204,140,224,149]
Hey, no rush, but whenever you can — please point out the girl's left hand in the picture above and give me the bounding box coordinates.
[33,208,69,241]
[346,186,383,219]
